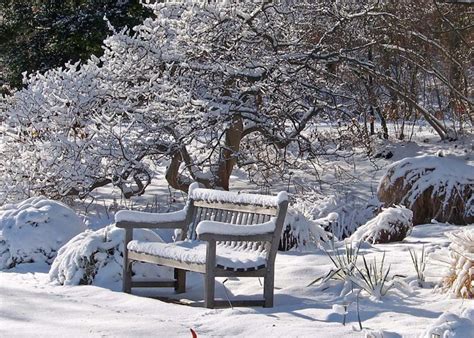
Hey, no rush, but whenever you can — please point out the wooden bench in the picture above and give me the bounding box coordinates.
[115,183,288,308]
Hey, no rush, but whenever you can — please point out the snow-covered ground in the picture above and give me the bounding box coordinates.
[0,224,472,337]
[1,130,473,337]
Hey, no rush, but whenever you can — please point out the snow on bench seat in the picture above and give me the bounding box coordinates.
[127,240,267,272]
[115,209,186,224]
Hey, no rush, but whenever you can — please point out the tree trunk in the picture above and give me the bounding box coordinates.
[215,115,244,190]
[165,116,244,193]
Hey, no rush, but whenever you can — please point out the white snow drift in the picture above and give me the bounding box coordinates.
[0,197,86,269]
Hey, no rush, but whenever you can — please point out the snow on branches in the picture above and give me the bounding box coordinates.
[1,2,375,202]
[3,1,463,203]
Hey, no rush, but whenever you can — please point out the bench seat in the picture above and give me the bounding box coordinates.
[128,239,267,272]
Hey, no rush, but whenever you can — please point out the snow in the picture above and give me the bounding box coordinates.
[50,225,170,288]
[190,187,288,207]
[0,197,86,269]
[1,223,473,337]
[384,155,474,188]
[1,132,474,337]
[128,239,267,270]
[422,308,474,338]
[115,208,187,224]
[349,206,413,244]
[332,304,348,315]
[196,219,276,236]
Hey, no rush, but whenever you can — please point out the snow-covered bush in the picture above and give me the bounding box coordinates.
[438,228,474,298]
[279,206,332,251]
[50,224,171,287]
[293,189,378,240]
[423,308,474,338]
[378,155,474,225]
[0,197,86,269]
[0,2,390,203]
[349,206,413,244]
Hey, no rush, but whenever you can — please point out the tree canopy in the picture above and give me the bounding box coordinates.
[0,1,472,204]
[0,0,152,88]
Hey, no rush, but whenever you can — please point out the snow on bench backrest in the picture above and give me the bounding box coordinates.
[186,183,288,253]
[188,183,287,214]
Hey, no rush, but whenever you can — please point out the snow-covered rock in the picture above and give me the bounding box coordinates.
[49,224,171,287]
[378,155,474,225]
[349,206,413,244]
[0,197,86,269]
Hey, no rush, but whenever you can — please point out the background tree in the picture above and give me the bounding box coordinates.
[0,1,472,204]
[0,0,152,89]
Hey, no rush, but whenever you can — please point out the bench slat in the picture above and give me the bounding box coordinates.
[128,251,206,273]
[193,200,277,216]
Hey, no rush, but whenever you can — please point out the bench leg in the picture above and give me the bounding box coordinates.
[123,259,132,293]
[204,240,216,308]
[204,273,215,308]
[123,228,133,294]
[174,268,186,293]
[263,270,274,308]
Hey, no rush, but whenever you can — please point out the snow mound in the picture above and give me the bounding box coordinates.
[423,308,474,338]
[0,197,86,269]
[378,155,474,225]
[50,224,171,287]
[349,206,413,244]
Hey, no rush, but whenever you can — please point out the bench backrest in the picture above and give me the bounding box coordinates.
[182,184,288,261]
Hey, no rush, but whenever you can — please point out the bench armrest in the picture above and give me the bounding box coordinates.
[196,219,276,242]
[115,209,187,229]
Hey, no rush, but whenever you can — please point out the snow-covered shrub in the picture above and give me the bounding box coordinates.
[423,308,474,338]
[0,197,86,269]
[279,206,332,251]
[50,224,171,287]
[291,189,378,241]
[438,228,474,298]
[378,155,474,225]
[349,206,413,244]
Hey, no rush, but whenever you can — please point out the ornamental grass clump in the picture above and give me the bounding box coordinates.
[308,240,361,286]
[440,229,474,298]
[350,253,393,299]
[310,240,394,300]
[408,245,427,286]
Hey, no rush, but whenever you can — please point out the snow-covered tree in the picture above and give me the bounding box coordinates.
[1,1,470,203]
[1,2,377,202]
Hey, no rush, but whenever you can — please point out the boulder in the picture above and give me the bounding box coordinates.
[349,206,413,244]
[378,155,473,225]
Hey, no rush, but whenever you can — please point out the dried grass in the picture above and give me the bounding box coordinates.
[439,229,474,299]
